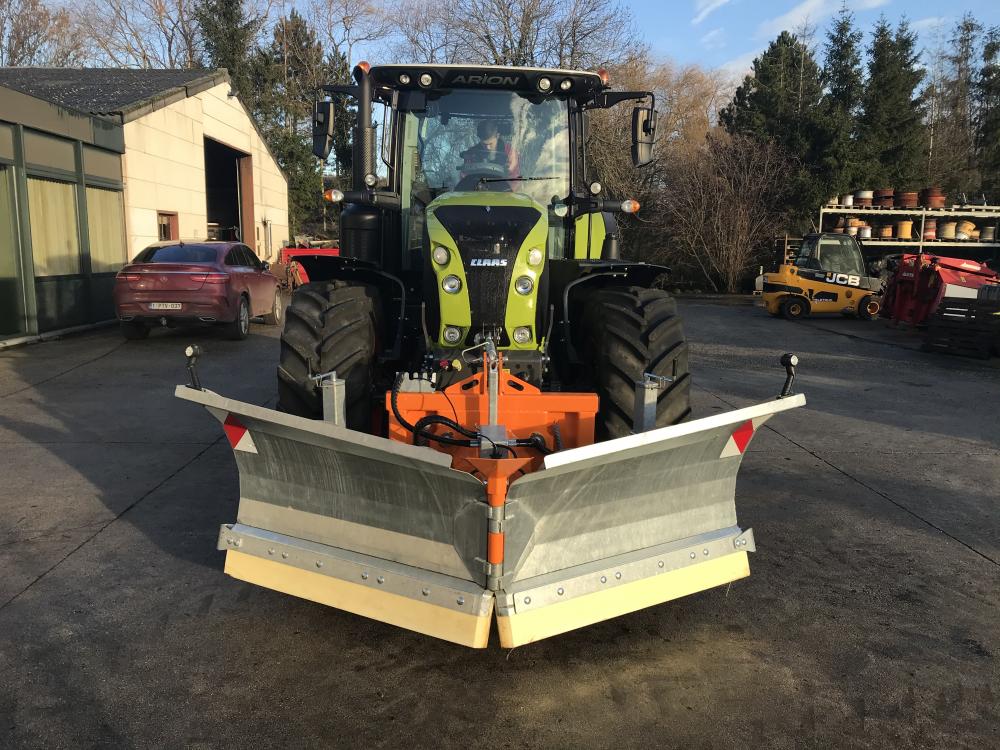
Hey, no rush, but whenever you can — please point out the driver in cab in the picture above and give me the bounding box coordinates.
[459,120,519,188]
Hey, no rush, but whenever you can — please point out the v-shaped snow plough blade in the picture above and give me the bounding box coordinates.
[176,385,804,648]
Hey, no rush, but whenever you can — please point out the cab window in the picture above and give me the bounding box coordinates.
[795,236,865,276]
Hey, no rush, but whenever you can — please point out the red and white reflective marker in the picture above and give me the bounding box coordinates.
[719,418,764,458]
[223,414,258,454]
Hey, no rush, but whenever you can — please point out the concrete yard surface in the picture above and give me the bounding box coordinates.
[0,302,997,749]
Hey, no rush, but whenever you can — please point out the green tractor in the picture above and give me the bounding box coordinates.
[278,62,690,439]
[177,62,808,647]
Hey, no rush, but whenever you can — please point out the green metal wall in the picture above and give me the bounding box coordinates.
[0,88,125,340]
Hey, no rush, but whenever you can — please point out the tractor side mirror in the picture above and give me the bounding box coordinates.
[312,100,335,160]
[631,106,657,167]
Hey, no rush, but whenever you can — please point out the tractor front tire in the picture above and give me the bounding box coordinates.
[579,286,691,440]
[277,281,378,429]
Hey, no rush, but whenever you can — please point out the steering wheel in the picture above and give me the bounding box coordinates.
[455,162,508,191]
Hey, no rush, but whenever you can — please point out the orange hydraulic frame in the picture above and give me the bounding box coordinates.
[386,354,598,580]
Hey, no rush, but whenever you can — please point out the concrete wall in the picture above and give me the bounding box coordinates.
[121,83,289,262]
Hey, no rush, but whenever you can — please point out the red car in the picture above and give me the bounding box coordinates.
[114,241,282,340]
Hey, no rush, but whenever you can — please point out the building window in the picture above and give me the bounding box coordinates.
[157,212,178,241]
[27,177,80,276]
[0,166,23,336]
[86,187,127,273]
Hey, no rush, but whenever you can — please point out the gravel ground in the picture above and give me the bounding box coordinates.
[0,301,996,749]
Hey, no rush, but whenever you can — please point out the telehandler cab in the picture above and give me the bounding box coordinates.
[177,62,805,647]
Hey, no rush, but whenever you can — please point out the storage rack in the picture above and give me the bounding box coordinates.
[818,204,1000,261]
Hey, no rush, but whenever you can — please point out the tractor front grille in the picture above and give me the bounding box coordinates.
[434,205,541,337]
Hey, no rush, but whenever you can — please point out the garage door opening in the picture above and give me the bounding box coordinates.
[204,137,253,244]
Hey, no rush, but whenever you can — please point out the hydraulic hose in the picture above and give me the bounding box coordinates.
[391,373,478,449]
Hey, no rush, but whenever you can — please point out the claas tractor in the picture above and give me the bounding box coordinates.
[177,63,805,648]
[763,232,882,320]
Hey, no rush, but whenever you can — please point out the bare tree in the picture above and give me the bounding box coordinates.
[547,0,639,69]
[585,55,728,267]
[660,133,793,292]
[0,0,88,66]
[386,0,638,68]
[306,0,390,65]
[387,0,462,63]
[78,0,201,67]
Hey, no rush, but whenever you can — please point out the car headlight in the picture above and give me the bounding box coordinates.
[527,248,543,266]
[442,275,462,294]
[512,326,532,344]
[432,246,450,265]
[514,275,533,295]
[443,326,462,344]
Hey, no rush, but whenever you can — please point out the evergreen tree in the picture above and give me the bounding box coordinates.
[195,0,260,101]
[820,5,864,193]
[720,30,828,221]
[979,27,1000,200]
[925,14,983,195]
[857,17,927,189]
[249,11,347,234]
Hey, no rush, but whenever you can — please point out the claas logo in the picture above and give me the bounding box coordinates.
[824,273,861,287]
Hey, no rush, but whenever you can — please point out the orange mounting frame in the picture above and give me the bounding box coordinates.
[386,356,598,475]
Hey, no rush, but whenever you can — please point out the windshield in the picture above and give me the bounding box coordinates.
[135,244,218,264]
[794,236,865,276]
[400,90,570,259]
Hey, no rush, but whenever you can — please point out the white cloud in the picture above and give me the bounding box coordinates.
[692,0,731,26]
[700,28,726,50]
[756,0,890,39]
[720,48,762,79]
[911,16,949,32]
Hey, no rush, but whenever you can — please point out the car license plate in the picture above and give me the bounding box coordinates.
[149,302,182,310]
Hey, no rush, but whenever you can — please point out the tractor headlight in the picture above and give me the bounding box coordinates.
[442,274,462,294]
[419,72,433,87]
[514,275,533,295]
[398,73,411,85]
[432,246,450,265]
[537,77,552,92]
[512,326,532,344]
[443,326,462,344]
[560,79,572,91]
[527,247,543,266]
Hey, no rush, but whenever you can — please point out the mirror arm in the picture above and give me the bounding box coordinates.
[583,90,655,110]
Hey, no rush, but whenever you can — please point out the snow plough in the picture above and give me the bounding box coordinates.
[177,63,805,647]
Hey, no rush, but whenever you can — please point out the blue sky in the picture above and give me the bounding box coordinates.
[642,0,1000,77]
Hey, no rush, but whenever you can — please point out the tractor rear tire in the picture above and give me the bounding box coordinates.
[277,281,379,429]
[578,286,691,440]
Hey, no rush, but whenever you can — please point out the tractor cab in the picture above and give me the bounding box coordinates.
[308,62,662,384]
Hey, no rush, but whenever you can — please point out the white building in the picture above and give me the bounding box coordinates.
[0,68,288,341]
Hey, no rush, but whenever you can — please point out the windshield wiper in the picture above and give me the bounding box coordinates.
[476,175,562,189]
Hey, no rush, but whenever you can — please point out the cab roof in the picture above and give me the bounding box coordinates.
[368,64,607,99]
